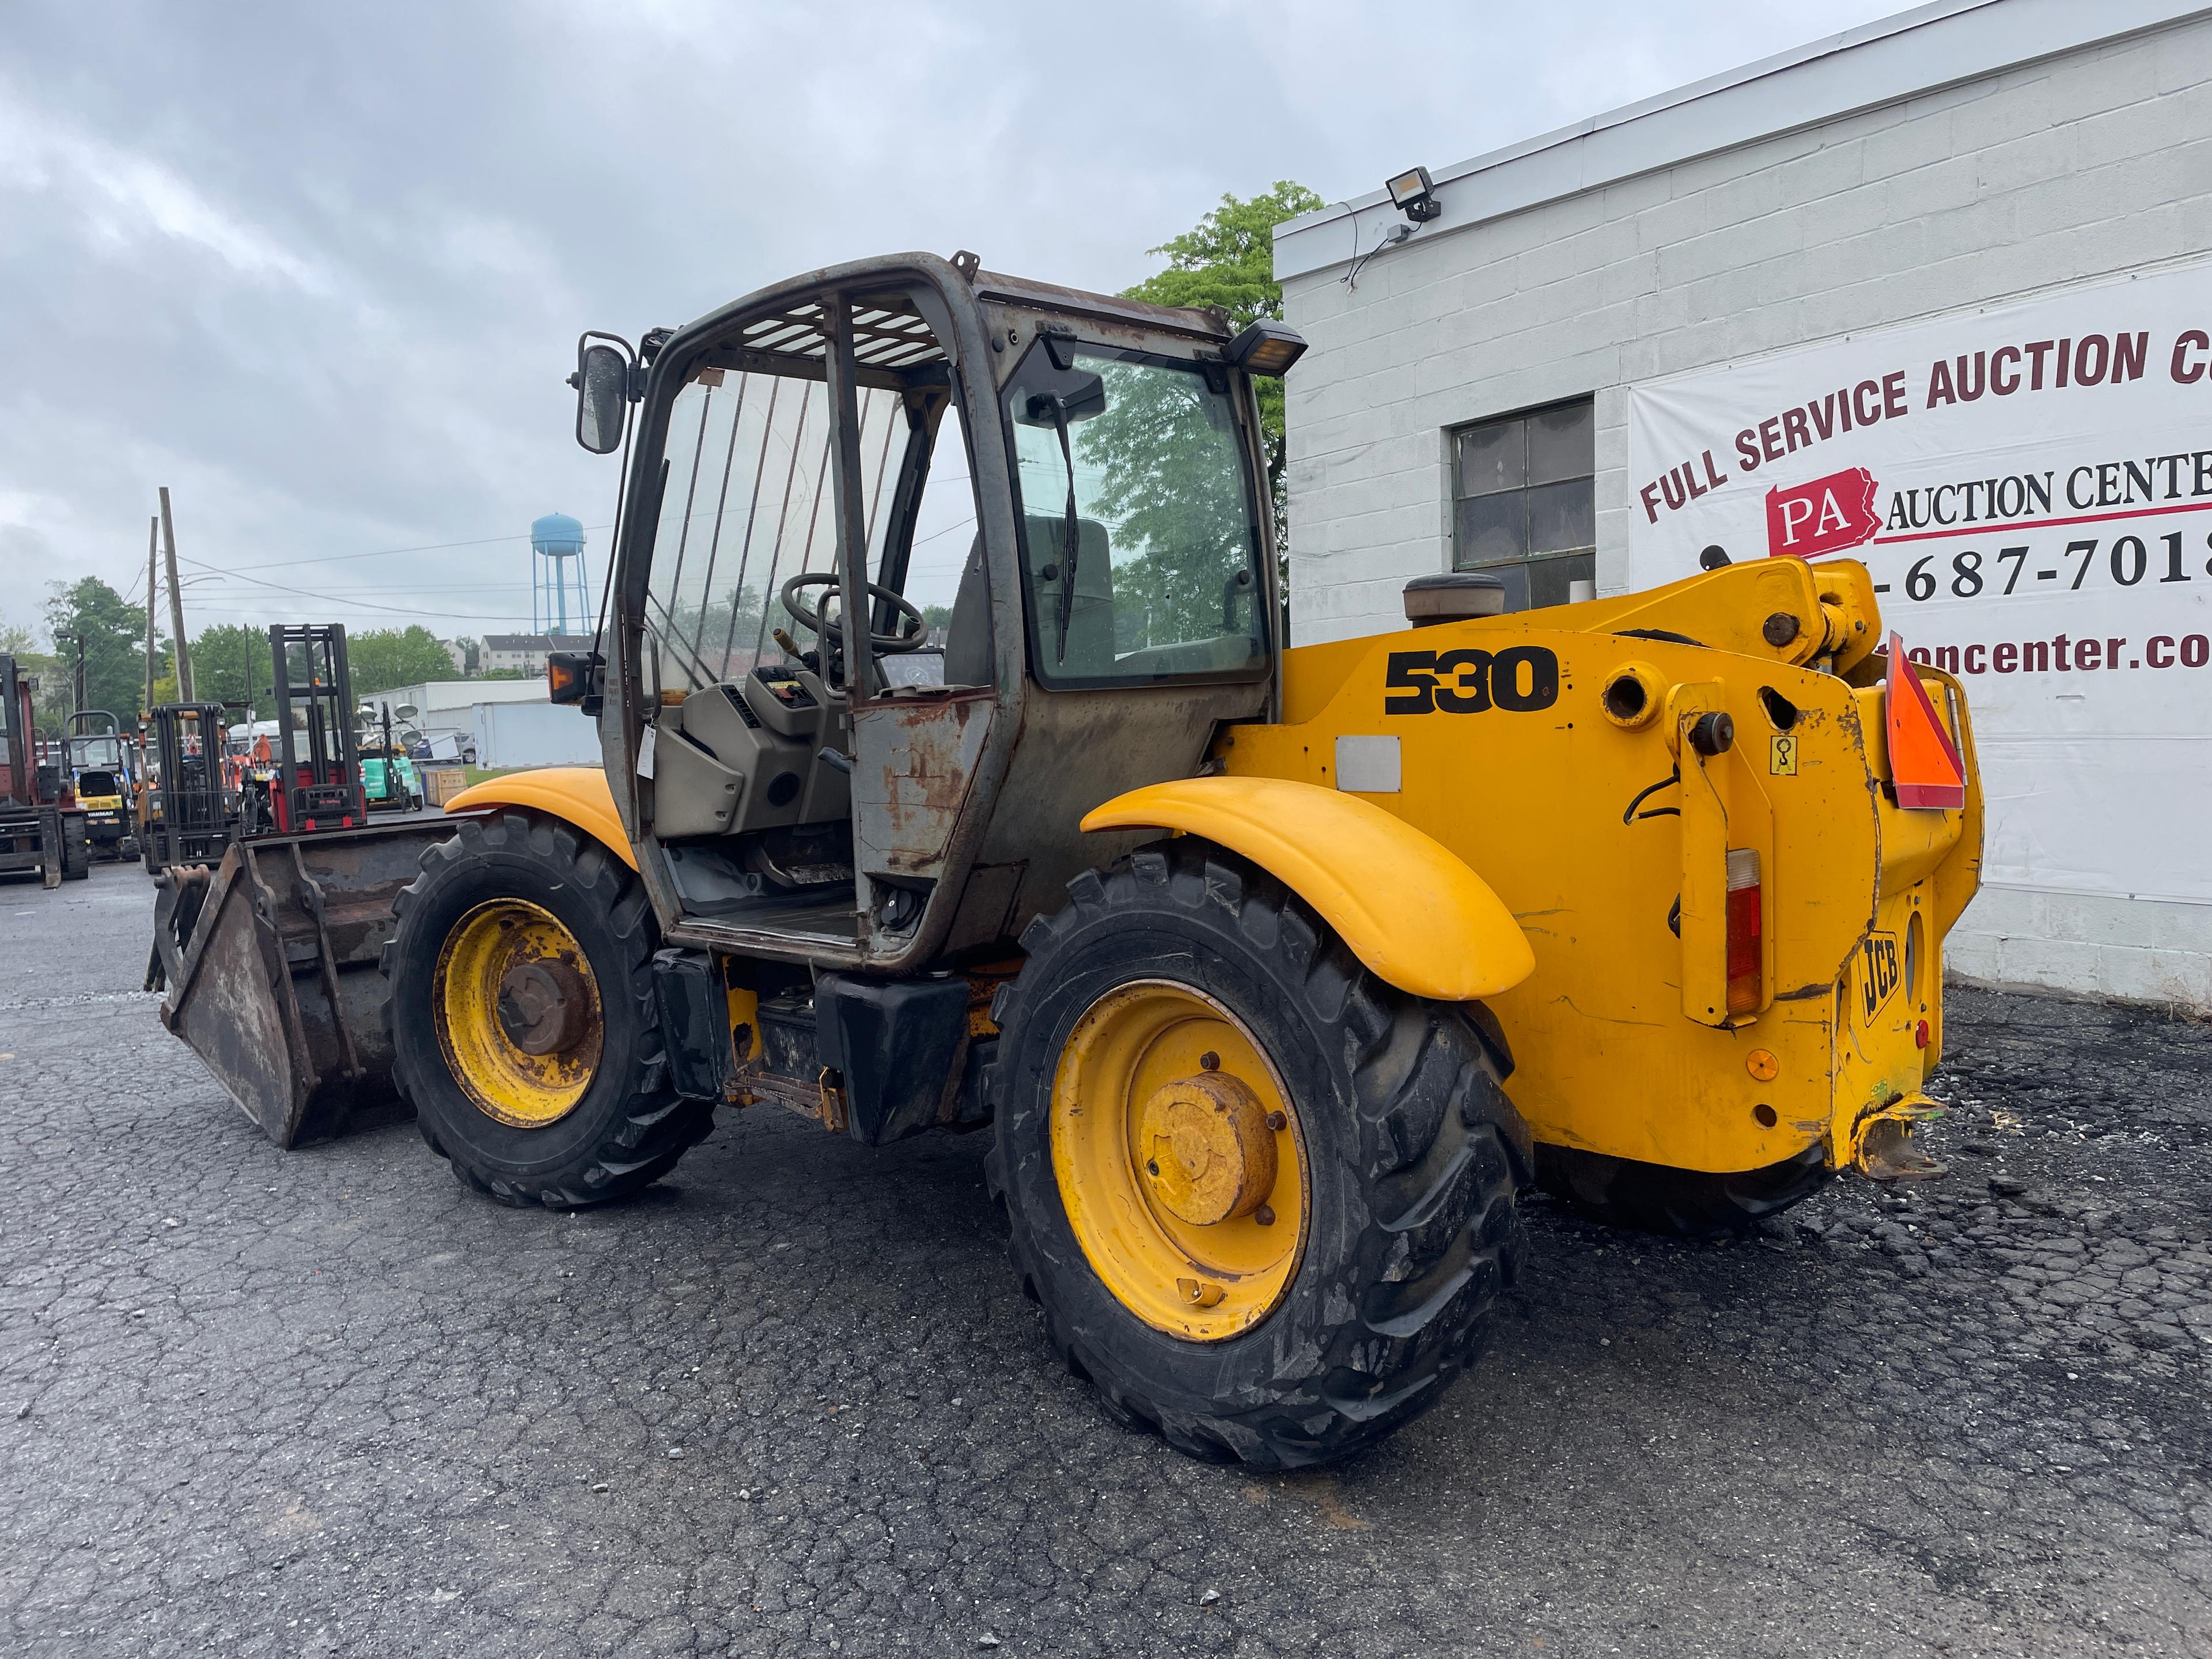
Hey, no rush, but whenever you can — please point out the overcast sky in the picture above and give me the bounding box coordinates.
[1,0,1909,644]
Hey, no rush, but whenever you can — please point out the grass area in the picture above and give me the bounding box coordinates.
[461,765,527,787]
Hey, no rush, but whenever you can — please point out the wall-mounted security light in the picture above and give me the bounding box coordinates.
[1386,166,1442,224]
[1226,319,1309,377]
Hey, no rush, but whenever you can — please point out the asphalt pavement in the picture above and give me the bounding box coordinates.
[3,854,2209,1657]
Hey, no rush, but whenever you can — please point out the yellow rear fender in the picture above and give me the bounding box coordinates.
[444,767,637,870]
[1080,777,1534,1003]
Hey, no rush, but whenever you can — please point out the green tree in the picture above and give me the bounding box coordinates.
[1075,359,1255,652]
[44,577,156,732]
[1118,181,1323,541]
[346,626,459,695]
[190,623,271,713]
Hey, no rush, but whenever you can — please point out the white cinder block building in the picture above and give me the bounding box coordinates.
[1275,0,2212,1010]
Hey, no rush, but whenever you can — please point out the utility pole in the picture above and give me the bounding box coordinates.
[145,515,158,718]
[72,634,85,710]
[158,486,194,703]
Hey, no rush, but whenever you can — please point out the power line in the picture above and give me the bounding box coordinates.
[175,554,520,620]
[212,525,613,573]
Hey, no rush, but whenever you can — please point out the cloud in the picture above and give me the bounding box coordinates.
[0,82,328,293]
[0,0,1906,644]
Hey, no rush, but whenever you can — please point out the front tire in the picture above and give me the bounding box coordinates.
[382,810,713,1207]
[987,840,1531,1468]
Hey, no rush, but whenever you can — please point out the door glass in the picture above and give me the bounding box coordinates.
[1002,342,1267,685]
[644,366,906,695]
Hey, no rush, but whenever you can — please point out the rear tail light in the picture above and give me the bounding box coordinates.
[1725,848,1762,1015]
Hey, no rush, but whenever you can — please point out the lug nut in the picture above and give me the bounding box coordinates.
[1199,1051,1220,1071]
[1253,1204,1275,1227]
[1266,1110,1287,1131]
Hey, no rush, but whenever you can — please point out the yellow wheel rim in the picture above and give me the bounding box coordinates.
[432,899,604,1128]
[1051,980,1309,1341]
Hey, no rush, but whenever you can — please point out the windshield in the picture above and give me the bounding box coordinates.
[1004,342,1266,686]
[71,736,123,769]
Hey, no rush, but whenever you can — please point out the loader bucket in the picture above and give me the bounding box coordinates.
[151,818,472,1147]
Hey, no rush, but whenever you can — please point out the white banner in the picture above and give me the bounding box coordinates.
[1627,260,2212,905]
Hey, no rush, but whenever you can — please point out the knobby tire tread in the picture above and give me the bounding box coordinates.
[381,810,711,1209]
[985,839,1531,1469]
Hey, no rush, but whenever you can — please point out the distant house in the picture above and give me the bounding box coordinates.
[480,633,592,676]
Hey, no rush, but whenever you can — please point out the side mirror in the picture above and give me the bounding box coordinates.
[569,335,634,455]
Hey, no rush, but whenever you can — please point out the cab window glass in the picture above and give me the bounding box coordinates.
[1003,342,1266,685]
[645,366,906,694]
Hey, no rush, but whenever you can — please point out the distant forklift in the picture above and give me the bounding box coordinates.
[141,702,240,877]
[0,654,88,886]
[260,624,368,835]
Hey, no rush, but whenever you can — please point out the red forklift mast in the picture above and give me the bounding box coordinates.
[268,624,366,834]
[0,654,88,886]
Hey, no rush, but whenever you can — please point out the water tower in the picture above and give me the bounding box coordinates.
[531,511,592,638]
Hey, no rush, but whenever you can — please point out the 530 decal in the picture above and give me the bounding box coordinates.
[1384,645,1560,715]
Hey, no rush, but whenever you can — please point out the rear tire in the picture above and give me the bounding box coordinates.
[987,840,1532,1468]
[1535,1142,1830,1238]
[382,810,713,1207]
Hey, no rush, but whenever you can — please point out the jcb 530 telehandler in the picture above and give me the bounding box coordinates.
[153,252,1981,1467]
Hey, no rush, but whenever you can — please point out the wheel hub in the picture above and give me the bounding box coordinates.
[1138,1073,1277,1225]
[1049,979,1308,1342]
[431,898,604,1128]
[497,959,590,1055]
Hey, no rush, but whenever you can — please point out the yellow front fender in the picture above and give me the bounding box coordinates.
[1081,777,1533,1003]
[445,767,637,870]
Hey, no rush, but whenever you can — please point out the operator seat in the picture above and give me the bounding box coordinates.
[1021,514,1116,675]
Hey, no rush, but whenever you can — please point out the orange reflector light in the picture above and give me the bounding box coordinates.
[1887,632,1966,810]
[1725,847,1762,1016]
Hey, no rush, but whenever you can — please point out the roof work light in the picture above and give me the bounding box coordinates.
[1386,166,1442,223]
[1225,319,1309,377]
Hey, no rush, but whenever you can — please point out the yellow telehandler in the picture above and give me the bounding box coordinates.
[152,252,1981,1466]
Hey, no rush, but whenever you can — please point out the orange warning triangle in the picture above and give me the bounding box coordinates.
[1887,632,1966,810]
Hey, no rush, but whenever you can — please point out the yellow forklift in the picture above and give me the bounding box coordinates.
[154,252,1980,1466]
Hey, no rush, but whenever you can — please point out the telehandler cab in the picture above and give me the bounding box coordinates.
[154,252,1981,1466]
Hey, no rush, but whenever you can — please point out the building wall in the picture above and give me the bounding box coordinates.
[1278,5,2212,1007]
[1282,11,2212,635]
[378,677,547,740]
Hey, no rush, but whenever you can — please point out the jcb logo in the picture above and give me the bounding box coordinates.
[1384,646,1560,715]
[1858,932,1900,1022]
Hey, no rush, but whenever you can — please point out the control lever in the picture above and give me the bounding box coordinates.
[817,747,854,776]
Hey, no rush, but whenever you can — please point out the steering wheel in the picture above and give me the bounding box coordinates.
[781,572,929,653]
